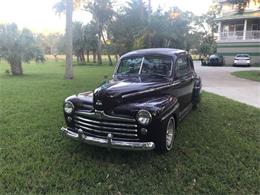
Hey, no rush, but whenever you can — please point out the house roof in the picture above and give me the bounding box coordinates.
[216,10,260,21]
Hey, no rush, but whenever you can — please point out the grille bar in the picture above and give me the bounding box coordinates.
[75,115,137,128]
[78,129,140,141]
[74,119,138,133]
[75,124,138,137]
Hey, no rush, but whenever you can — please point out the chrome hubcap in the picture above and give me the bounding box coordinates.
[166,117,175,150]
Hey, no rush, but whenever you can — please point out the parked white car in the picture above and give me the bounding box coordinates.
[233,54,251,66]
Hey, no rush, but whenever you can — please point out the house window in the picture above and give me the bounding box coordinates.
[235,24,244,31]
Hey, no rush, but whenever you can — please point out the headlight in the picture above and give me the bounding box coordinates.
[136,110,152,125]
[64,101,74,114]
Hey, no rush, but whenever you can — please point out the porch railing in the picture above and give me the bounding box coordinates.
[219,30,260,41]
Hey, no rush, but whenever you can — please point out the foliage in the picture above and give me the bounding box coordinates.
[52,0,221,62]
[36,33,63,55]
[0,60,259,194]
[53,0,84,13]
[194,3,221,57]
[108,0,148,55]
[0,23,44,75]
[73,22,85,63]
[198,35,217,57]
[226,0,250,12]
[84,0,114,64]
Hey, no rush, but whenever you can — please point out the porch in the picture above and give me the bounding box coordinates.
[217,18,260,41]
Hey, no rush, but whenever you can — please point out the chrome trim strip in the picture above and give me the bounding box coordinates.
[61,127,155,151]
[74,115,137,128]
[82,130,139,141]
[75,110,135,122]
[161,103,180,121]
[75,124,138,137]
[74,119,138,132]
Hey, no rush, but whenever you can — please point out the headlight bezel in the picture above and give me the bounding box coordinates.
[64,101,74,114]
[136,110,152,126]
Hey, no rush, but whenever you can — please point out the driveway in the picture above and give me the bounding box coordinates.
[194,61,260,108]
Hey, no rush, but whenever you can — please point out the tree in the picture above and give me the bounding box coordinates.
[73,22,85,64]
[226,0,250,13]
[108,0,148,55]
[84,0,114,65]
[54,0,75,79]
[83,21,98,63]
[0,23,44,75]
[194,3,221,57]
[64,0,73,79]
[37,33,63,61]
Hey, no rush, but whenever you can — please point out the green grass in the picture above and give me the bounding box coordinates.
[232,70,260,82]
[0,60,259,194]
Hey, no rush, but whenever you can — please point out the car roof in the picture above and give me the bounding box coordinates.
[120,48,186,58]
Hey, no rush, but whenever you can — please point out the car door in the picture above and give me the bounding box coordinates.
[173,54,194,112]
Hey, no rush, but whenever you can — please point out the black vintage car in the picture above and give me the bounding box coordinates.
[61,48,202,152]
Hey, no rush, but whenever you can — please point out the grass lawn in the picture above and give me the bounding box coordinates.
[232,70,260,82]
[0,60,259,194]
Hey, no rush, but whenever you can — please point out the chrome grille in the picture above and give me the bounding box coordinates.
[74,110,139,141]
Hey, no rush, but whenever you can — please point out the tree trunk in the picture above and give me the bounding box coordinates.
[10,60,23,75]
[115,54,118,62]
[96,19,102,65]
[65,0,73,79]
[81,50,85,64]
[97,32,102,64]
[86,50,90,63]
[93,50,96,63]
[101,31,113,66]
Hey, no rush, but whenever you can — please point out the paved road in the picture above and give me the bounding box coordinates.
[194,61,260,108]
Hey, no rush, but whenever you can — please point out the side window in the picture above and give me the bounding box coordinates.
[175,56,190,78]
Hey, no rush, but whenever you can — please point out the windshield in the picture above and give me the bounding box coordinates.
[236,54,249,58]
[116,56,172,77]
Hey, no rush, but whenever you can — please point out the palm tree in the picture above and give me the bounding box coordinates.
[0,23,44,75]
[84,0,114,65]
[54,0,74,79]
[65,0,73,79]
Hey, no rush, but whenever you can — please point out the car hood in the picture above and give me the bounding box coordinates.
[93,75,171,110]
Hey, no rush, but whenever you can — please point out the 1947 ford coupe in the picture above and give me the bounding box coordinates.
[61,48,202,153]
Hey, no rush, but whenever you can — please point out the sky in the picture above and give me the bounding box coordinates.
[0,0,213,34]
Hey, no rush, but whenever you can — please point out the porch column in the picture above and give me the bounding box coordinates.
[218,22,222,41]
[243,19,247,40]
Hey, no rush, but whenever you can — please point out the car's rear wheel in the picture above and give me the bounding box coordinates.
[156,116,176,153]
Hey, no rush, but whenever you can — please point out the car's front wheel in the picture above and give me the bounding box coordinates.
[156,116,176,153]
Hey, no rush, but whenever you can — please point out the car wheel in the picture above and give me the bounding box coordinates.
[156,116,176,153]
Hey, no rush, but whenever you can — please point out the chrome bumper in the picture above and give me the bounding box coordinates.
[61,127,155,151]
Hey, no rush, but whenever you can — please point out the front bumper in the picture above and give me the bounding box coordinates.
[61,127,155,151]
